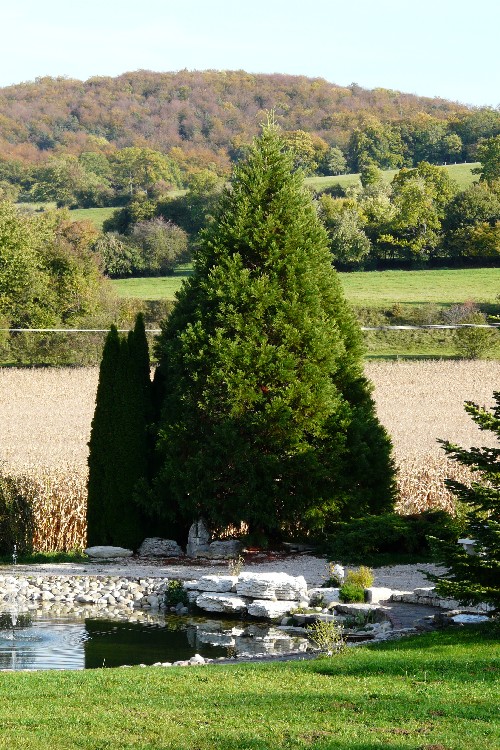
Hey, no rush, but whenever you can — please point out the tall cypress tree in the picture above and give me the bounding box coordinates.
[87,315,153,549]
[153,125,395,538]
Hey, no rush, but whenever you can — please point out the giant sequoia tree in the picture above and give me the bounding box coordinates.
[153,125,395,538]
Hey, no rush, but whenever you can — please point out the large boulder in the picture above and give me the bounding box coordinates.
[186,519,211,557]
[195,575,238,593]
[205,540,242,559]
[308,588,340,606]
[247,599,298,619]
[84,546,133,559]
[138,538,184,557]
[195,592,248,614]
[236,572,308,601]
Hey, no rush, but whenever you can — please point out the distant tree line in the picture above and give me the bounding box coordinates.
[318,136,500,269]
[100,136,500,275]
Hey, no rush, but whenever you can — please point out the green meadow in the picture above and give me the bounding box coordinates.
[305,162,479,192]
[0,628,497,750]
[111,266,500,360]
[112,266,500,306]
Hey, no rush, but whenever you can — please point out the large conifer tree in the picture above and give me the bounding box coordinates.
[87,314,152,549]
[153,125,395,538]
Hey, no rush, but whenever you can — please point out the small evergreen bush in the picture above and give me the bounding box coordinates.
[323,511,462,563]
[307,619,345,655]
[339,583,365,603]
[164,580,189,607]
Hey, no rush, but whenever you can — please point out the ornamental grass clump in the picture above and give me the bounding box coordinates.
[306,619,346,655]
[345,565,374,589]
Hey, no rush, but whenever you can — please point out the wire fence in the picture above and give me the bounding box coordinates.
[1,325,500,333]
[0,325,498,366]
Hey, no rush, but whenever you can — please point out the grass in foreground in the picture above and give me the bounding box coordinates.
[0,551,87,566]
[0,628,497,749]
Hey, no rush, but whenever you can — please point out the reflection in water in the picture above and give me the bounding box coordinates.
[0,607,310,671]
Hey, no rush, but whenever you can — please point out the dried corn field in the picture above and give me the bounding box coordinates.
[365,360,499,514]
[0,361,498,550]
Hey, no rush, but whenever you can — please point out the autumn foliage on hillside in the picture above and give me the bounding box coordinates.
[0,70,497,171]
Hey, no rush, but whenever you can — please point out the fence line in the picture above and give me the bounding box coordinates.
[1,325,499,334]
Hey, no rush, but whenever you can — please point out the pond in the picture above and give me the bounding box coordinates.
[0,608,311,671]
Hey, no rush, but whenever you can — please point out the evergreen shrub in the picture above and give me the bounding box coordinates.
[152,122,396,540]
[428,393,500,613]
[323,511,462,563]
[339,583,365,603]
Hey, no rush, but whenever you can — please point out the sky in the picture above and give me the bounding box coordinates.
[1,0,498,107]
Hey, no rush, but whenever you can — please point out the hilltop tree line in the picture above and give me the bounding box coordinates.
[0,71,499,208]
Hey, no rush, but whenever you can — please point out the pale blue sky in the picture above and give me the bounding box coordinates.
[2,0,498,107]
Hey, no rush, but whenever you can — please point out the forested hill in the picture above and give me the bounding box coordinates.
[0,69,496,170]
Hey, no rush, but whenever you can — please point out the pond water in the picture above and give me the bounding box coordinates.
[0,609,311,671]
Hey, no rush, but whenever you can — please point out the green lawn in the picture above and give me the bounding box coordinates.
[112,266,500,306]
[305,162,479,192]
[340,267,500,306]
[0,628,497,749]
[112,264,194,300]
[68,206,118,230]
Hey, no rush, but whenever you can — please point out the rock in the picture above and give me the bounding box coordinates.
[138,538,184,557]
[196,592,248,614]
[186,519,211,557]
[236,572,307,601]
[334,602,382,617]
[308,588,340,606]
[205,540,242,559]
[189,654,206,665]
[365,587,392,604]
[247,599,298,619]
[451,613,490,624]
[195,575,238,593]
[84,546,133,559]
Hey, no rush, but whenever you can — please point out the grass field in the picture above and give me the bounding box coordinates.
[110,266,500,359]
[68,206,117,230]
[0,628,497,749]
[340,267,499,306]
[305,161,480,192]
[112,266,500,306]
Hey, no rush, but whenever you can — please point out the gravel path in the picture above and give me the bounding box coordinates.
[3,555,444,591]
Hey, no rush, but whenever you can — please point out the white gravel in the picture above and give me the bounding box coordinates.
[3,556,445,591]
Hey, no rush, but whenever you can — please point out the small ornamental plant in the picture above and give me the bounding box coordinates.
[323,562,345,587]
[345,566,374,589]
[339,582,365,603]
[227,554,245,576]
[307,619,346,656]
[165,580,189,608]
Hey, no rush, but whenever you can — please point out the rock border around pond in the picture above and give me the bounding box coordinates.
[0,571,492,621]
